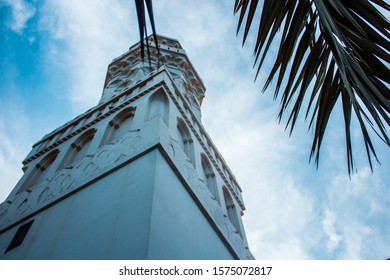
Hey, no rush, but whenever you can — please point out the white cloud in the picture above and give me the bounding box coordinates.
[321,167,390,259]
[38,0,136,112]
[2,0,36,34]
[322,208,342,252]
[0,96,33,200]
[249,229,311,259]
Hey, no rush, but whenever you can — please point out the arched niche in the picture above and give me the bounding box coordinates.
[145,90,169,125]
[59,129,96,169]
[101,107,135,146]
[177,118,195,165]
[201,154,219,204]
[18,149,60,193]
[223,187,242,238]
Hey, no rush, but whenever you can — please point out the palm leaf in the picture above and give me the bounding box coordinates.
[235,0,390,174]
[134,0,159,61]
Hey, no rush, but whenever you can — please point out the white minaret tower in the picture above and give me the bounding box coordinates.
[0,35,253,260]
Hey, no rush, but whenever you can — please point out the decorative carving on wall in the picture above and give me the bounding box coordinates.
[101,39,205,108]
[165,138,252,259]
[147,36,182,50]
[160,81,245,211]
[104,66,152,100]
[0,129,143,230]
[38,187,51,204]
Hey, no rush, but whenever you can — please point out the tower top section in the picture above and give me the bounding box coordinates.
[100,35,206,109]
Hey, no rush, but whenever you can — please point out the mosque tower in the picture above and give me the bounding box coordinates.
[0,35,253,259]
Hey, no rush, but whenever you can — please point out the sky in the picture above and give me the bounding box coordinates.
[0,0,389,260]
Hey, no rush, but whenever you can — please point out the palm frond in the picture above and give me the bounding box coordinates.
[235,0,390,174]
[134,0,159,61]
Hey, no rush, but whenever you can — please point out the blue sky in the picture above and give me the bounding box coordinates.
[0,0,389,259]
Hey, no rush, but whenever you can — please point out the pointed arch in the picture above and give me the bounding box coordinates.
[59,129,96,169]
[19,149,60,193]
[190,96,200,109]
[201,154,219,204]
[177,118,195,165]
[101,107,135,145]
[146,90,169,124]
[223,187,242,238]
